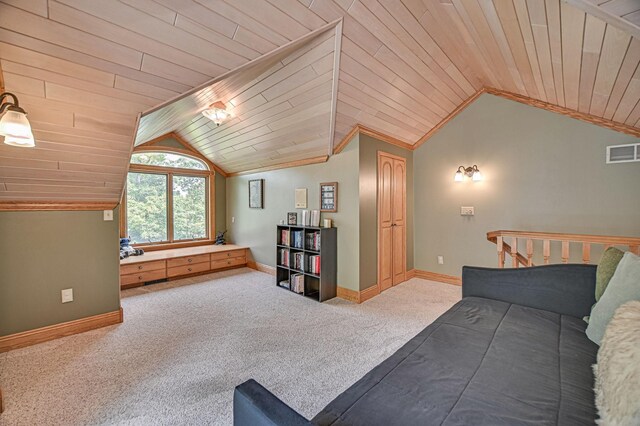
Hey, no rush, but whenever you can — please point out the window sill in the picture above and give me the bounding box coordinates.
[133,239,214,252]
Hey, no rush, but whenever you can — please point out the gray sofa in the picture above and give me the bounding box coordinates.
[234,264,599,425]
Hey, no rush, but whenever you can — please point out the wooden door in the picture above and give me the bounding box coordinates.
[377,152,406,292]
[378,154,394,291]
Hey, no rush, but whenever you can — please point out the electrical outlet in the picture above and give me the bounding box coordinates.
[103,210,113,221]
[460,206,475,216]
[61,288,73,303]
[437,256,444,265]
[231,216,235,223]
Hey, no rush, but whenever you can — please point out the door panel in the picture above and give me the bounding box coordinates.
[380,226,393,290]
[392,224,405,285]
[392,160,405,226]
[380,159,393,227]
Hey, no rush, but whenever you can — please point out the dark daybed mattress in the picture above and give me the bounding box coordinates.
[313,296,598,425]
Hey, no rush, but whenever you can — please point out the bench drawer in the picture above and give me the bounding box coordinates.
[120,260,166,275]
[211,256,246,270]
[210,249,246,261]
[121,269,167,287]
[167,261,210,278]
[167,254,210,268]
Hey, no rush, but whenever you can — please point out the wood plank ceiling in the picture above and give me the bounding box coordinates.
[136,25,339,174]
[0,0,639,203]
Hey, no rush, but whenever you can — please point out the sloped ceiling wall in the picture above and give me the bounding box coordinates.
[0,0,639,204]
[136,26,339,174]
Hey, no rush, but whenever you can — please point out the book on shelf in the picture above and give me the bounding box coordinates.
[306,255,321,275]
[278,248,290,267]
[291,230,303,248]
[305,232,321,251]
[292,252,304,270]
[290,273,304,294]
[310,210,320,227]
[301,210,310,226]
[280,229,290,246]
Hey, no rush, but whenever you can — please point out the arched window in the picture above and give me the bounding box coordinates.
[130,152,208,170]
[122,148,214,246]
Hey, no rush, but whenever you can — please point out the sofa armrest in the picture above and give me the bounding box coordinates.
[461,264,597,318]
[233,379,310,426]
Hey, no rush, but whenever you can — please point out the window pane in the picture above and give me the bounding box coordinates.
[173,175,207,241]
[126,173,168,243]
[130,152,207,170]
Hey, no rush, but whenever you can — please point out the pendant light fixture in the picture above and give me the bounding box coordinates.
[202,101,230,126]
[0,92,35,147]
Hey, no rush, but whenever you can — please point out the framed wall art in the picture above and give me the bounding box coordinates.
[320,182,338,212]
[248,179,264,209]
[287,212,298,225]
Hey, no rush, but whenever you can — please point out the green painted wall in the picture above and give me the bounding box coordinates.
[413,94,640,276]
[215,171,226,236]
[0,210,121,336]
[153,136,185,150]
[358,134,414,290]
[226,136,361,290]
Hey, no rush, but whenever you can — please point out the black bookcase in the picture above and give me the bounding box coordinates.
[276,225,337,302]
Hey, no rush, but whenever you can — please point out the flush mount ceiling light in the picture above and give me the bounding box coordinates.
[0,92,35,147]
[454,165,483,182]
[202,101,230,126]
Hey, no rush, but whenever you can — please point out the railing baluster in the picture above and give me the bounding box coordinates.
[582,243,591,264]
[497,236,504,268]
[543,240,550,264]
[487,231,640,269]
[561,241,570,264]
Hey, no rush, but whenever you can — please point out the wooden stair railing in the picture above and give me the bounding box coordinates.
[487,230,640,268]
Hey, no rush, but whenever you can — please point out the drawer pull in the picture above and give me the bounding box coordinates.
[188,258,192,263]
[227,253,231,257]
[138,275,143,280]
[188,268,192,272]
[227,261,231,265]
[138,265,143,270]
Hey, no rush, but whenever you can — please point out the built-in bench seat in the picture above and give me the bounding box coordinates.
[119,244,248,289]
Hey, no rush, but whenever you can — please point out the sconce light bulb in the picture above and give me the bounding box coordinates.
[454,171,464,182]
[472,171,483,181]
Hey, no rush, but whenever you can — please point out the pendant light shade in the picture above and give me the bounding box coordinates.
[0,92,35,148]
[3,134,36,148]
[0,109,33,138]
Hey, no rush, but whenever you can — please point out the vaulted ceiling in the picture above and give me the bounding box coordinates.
[0,0,639,204]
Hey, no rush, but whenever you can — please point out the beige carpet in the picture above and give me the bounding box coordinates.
[0,268,461,425]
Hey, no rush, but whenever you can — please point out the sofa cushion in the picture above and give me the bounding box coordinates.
[586,251,640,345]
[312,297,598,426]
[594,300,640,425]
[595,247,625,302]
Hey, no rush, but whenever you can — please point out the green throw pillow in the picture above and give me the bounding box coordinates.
[596,247,625,302]
[586,251,640,345]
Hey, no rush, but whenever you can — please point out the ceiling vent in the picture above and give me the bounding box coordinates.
[606,143,640,164]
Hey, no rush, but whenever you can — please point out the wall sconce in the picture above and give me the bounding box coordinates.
[202,101,230,126]
[0,92,35,147]
[454,165,483,182]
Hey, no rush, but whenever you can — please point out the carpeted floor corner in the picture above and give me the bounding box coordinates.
[0,268,460,425]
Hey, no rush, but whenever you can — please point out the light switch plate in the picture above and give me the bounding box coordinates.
[103,210,114,221]
[460,206,475,216]
[61,288,73,303]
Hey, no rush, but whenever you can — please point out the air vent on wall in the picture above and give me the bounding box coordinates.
[606,143,640,164]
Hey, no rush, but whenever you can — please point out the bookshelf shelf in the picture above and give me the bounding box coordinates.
[276,224,337,302]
